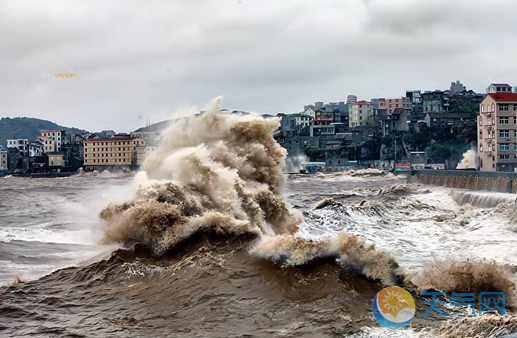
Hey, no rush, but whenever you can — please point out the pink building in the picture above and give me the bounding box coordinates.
[379,97,413,114]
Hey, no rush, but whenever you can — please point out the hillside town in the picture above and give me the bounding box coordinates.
[0,81,516,175]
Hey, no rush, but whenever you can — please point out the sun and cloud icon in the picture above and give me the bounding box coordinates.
[372,286,416,330]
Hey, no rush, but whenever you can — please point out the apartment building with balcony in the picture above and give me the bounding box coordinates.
[83,135,144,171]
[478,92,517,172]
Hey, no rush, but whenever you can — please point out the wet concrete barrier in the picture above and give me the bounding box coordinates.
[407,170,517,194]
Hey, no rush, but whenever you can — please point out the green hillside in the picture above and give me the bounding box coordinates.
[0,117,86,146]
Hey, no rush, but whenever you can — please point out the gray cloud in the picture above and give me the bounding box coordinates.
[0,0,516,131]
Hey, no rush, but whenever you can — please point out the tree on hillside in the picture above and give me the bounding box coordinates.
[0,117,86,146]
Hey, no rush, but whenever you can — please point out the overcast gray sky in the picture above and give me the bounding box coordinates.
[1,0,516,132]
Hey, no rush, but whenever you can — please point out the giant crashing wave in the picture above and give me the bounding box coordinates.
[98,97,404,285]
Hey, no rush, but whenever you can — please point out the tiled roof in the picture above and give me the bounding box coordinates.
[487,93,517,102]
[354,100,371,105]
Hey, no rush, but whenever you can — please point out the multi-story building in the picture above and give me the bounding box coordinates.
[280,113,313,137]
[378,108,409,136]
[6,139,29,153]
[29,141,44,157]
[40,130,65,153]
[487,83,512,94]
[422,90,450,113]
[0,147,7,172]
[6,139,29,172]
[136,145,159,166]
[310,118,335,137]
[62,134,86,169]
[83,135,144,171]
[302,107,316,118]
[406,90,423,114]
[349,101,373,127]
[477,92,517,172]
[347,95,358,104]
[378,97,413,115]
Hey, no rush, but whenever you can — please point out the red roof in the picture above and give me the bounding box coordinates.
[488,93,517,102]
[355,100,371,105]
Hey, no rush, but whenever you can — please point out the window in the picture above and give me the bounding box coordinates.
[480,143,483,152]
[500,143,510,151]
[515,144,517,152]
[500,117,509,124]
[500,130,510,138]
[499,104,510,112]
[499,155,510,160]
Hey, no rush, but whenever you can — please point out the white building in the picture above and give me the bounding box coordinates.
[40,130,65,153]
[302,107,316,119]
[6,139,29,153]
[487,83,512,94]
[29,141,44,157]
[136,144,159,166]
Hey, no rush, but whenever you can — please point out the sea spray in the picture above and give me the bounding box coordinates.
[100,97,302,253]
[414,259,517,307]
[457,148,478,169]
[285,153,309,173]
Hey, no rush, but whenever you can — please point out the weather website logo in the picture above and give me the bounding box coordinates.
[372,286,416,330]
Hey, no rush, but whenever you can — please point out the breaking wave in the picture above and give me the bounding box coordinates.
[100,97,302,255]
[414,259,517,307]
[251,233,404,286]
[452,190,517,208]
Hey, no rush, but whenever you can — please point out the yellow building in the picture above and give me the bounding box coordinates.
[83,136,144,171]
[48,153,64,168]
[349,101,374,127]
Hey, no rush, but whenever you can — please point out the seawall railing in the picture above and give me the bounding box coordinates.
[407,170,517,194]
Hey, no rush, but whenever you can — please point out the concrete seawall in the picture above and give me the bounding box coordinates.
[407,170,517,193]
